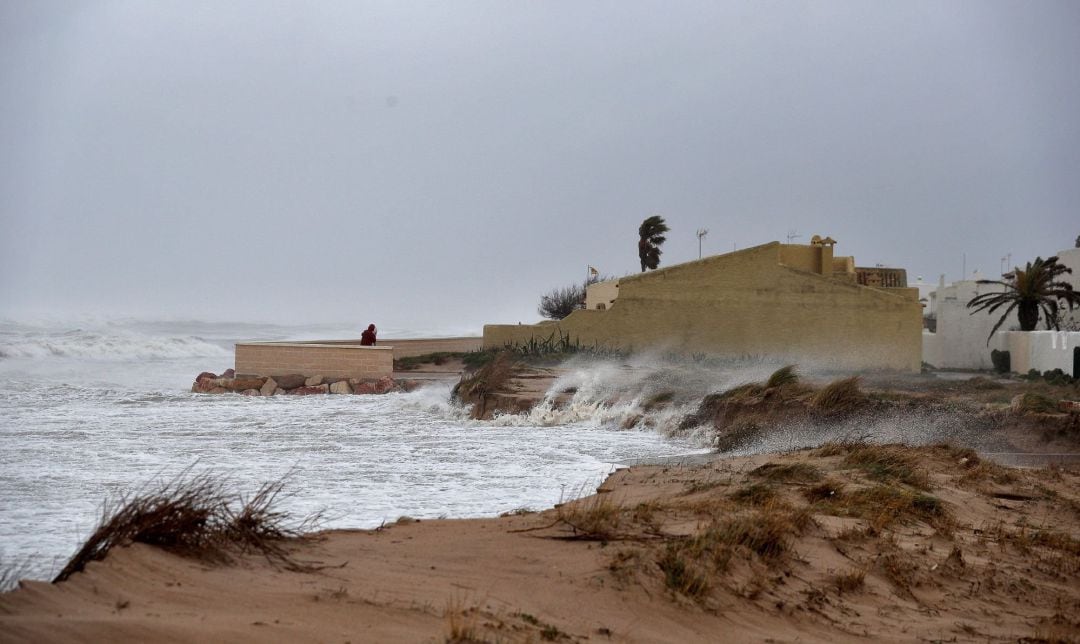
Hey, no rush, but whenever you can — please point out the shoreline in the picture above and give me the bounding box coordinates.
[3,444,1079,642]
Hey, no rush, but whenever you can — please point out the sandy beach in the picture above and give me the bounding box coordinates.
[3,442,1079,643]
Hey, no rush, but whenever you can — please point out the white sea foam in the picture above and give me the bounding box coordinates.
[0,320,707,582]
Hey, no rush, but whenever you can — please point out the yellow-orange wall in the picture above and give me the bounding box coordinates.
[484,243,922,371]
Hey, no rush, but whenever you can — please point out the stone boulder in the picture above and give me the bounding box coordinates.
[305,375,324,387]
[329,380,353,395]
[241,389,260,396]
[288,384,330,395]
[273,374,307,390]
[221,368,236,379]
[260,377,278,397]
[214,377,267,391]
[192,372,220,393]
[350,377,397,395]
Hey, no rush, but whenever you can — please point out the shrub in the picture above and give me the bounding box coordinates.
[538,283,587,320]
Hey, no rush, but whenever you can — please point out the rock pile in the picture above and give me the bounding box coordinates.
[192,370,402,396]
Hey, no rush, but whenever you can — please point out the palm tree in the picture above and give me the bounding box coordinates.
[638,215,669,272]
[966,255,1080,344]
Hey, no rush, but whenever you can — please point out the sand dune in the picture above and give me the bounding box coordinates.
[3,445,1079,643]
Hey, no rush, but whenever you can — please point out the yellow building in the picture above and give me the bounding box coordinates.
[484,239,922,371]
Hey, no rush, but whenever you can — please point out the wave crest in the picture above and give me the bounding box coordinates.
[0,328,231,361]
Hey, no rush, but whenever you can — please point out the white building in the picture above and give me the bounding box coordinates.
[922,246,1080,372]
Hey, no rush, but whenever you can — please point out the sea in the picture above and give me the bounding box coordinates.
[0,318,711,582]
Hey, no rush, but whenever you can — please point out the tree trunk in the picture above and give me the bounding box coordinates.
[1017,301,1039,331]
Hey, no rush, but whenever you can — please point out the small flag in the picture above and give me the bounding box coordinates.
[588,265,599,277]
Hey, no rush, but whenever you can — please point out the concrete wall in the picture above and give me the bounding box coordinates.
[380,337,483,359]
[1005,331,1080,376]
[922,280,1014,370]
[235,342,393,380]
[485,242,922,371]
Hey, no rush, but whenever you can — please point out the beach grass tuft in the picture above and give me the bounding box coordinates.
[766,364,799,389]
[54,469,318,583]
[811,377,865,413]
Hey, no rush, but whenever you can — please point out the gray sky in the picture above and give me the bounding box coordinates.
[2,1,1078,333]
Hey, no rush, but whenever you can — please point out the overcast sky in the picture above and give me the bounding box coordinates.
[2,1,1078,333]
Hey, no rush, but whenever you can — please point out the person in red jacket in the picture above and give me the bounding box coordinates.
[360,324,377,346]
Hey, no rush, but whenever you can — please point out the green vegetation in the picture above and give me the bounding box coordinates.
[393,350,496,371]
[637,215,669,271]
[501,330,625,361]
[967,255,1080,342]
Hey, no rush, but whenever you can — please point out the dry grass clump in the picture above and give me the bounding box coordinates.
[655,501,811,600]
[803,480,845,503]
[811,377,866,414]
[54,471,317,583]
[838,444,932,490]
[831,568,867,594]
[816,484,948,533]
[814,441,856,457]
[750,462,823,484]
[656,542,714,600]
[443,596,487,644]
[730,482,778,506]
[555,494,622,541]
[766,365,799,389]
[1012,392,1060,414]
[451,352,516,402]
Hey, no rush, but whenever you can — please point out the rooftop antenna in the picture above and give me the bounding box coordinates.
[786,229,801,243]
[696,228,709,259]
[1000,253,1012,277]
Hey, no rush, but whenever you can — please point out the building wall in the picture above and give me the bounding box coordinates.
[485,242,922,371]
[1006,331,1080,376]
[923,280,1017,370]
[235,342,393,379]
[585,280,620,310]
[1057,248,1080,328]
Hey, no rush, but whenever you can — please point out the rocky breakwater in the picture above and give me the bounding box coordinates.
[191,369,403,396]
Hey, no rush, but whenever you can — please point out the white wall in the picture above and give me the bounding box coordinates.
[921,248,1080,370]
[1056,248,1080,328]
[1006,331,1080,376]
[922,279,1013,369]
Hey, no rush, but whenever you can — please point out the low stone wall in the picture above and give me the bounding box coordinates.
[235,342,393,380]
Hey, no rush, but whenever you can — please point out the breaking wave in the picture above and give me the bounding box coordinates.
[0,326,231,361]
[479,356,1007,456]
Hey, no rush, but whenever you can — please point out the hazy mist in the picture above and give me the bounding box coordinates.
[2,1,1078,333]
